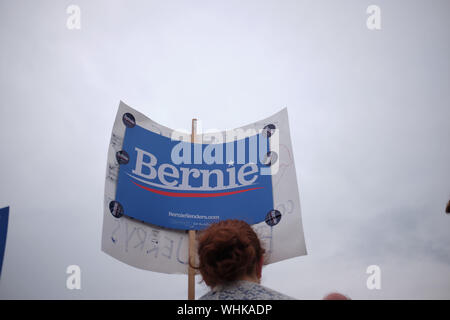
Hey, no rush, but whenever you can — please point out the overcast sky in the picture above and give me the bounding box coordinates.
[0,0,449,299]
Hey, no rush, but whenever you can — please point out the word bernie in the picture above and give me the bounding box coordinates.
[132,147,260,190]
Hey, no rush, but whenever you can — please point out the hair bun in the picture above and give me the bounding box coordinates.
[196,220,265,287]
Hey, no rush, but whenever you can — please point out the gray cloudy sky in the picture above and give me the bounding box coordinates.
[0,0,449,299]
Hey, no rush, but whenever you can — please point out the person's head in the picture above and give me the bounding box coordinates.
[195,219,265,288]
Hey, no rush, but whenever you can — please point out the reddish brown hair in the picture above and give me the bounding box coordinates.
[194,219,265,287]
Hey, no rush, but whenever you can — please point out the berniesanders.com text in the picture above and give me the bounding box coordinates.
[168,211,219,221]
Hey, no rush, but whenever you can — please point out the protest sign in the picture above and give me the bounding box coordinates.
[0,206,9,276]
[102,101,307,274]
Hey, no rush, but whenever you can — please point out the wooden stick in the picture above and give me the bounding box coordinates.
[188,118,198,300]
[188,229,196,299]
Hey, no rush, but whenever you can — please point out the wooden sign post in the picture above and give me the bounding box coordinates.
[188,118,198,300]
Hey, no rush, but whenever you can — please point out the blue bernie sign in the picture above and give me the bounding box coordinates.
[113,125,274,230]
[0,206,9,276]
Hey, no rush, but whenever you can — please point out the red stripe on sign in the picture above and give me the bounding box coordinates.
[131,181,263,198]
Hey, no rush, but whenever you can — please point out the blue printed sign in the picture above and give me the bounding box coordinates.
[0,206,9,276]
[114,125,274,230]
